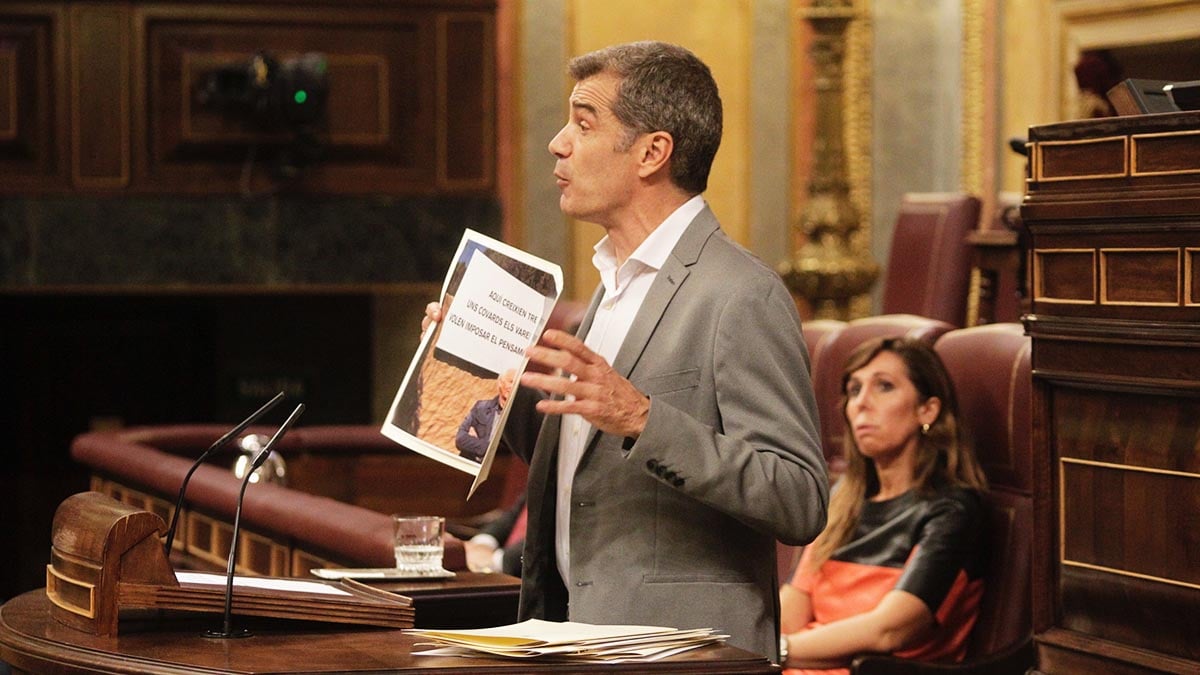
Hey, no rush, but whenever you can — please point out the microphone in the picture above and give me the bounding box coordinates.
[207,402,305,639]
[163,392,286,556]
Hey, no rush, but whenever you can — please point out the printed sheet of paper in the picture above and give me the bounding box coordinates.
[381,229,562,497]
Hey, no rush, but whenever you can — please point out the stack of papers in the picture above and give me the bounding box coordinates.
[409,619,728,663]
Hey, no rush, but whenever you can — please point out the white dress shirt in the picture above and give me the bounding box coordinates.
[555,195,705,585]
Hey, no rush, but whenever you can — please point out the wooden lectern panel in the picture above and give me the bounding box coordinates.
[1024,110,1200,674]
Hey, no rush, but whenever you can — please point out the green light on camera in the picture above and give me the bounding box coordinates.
[294,90,308,105]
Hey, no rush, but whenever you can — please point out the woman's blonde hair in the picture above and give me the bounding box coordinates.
[803,337,988,574]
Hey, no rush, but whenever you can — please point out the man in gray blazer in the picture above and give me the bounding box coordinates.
[428,41,827,662]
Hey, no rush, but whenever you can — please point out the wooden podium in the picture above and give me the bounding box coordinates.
[44,491,412,636]
[1024,110,1200,673]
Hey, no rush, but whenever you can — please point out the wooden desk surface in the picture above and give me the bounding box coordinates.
[375,571,521,628]
[1,591,779,674]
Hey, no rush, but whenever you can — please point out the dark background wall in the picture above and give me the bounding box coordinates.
[0,194,501,602]
[0,0,502,602]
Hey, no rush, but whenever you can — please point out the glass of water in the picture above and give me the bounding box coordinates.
[392,515,445,574]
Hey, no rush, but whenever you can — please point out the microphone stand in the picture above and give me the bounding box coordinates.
[205,403,305,639]
[164,392,286,557]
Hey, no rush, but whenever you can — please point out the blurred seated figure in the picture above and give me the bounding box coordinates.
[462,495,526,577]
[780,338,989,674]
[455,369,515,463]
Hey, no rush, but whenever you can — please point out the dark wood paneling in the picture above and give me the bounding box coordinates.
[1027,226,1200,321]
[1060,567,1200,662]
[1037,136,1126,181]
[1100,248,1179,305]
[1049,387,1200,473]
[1026,111,1200,674]
[1132,130,1200,176]
[0,6,65,187]
[1032,332,1200,395]
[285,451,513,518]
[439,12,493,190]
[138,6,433,193]
[1033,249,1095,303]
[0,46,12,138]
[132,3,494,195]
[0,1,496,195]
[1036,628,1200,675]
[1061,463,1200,583]
[71,5,129,188]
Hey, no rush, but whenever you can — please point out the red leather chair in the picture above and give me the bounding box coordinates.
[935,324,1032,495]
[881,193,982,327]
[801,319,848,377]
[851,323,1034,674]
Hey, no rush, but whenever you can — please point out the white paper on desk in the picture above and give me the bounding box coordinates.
[410,618,675,647]
[381,229,562,498]
[176,571,352,596]
[412,642,713,662]
[408,619,725,662]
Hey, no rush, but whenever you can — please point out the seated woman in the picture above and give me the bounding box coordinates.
[781,337,988,674]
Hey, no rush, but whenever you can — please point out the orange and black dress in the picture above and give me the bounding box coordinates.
[784,486,986,675]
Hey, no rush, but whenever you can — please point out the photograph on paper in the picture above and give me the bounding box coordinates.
[381,229,562,495]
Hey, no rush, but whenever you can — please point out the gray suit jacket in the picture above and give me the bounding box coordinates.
[504,207,828,661]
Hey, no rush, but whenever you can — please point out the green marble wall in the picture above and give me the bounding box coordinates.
[0,196,501,287]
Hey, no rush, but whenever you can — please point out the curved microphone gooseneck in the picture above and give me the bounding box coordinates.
[163,392,286,557]
[206,402,305,639]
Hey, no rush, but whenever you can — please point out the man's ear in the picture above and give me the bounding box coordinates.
[637,131,674,179]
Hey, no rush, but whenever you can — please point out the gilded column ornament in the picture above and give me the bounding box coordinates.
[780,0,878,319]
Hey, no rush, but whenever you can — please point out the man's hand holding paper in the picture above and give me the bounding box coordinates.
[380,230,562,496]
[521,329,650,439]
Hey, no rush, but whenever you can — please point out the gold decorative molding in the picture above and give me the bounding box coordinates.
[960,0,986,198]
[843,0,873,320]
[842,0,872,248]
[781,0,877,320]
